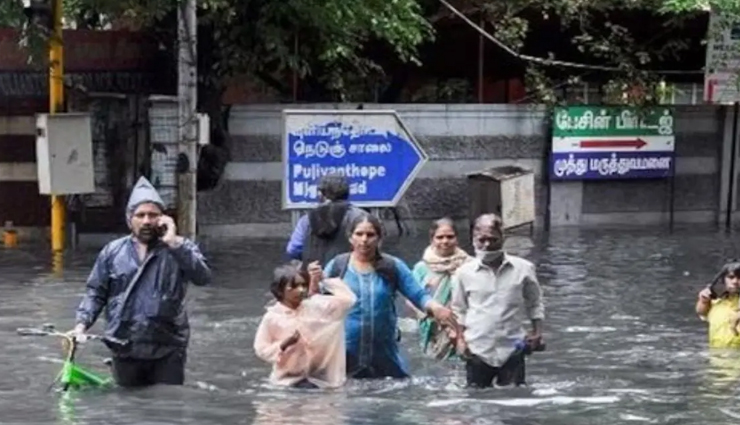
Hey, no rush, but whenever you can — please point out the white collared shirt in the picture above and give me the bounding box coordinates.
[450,253,545,367]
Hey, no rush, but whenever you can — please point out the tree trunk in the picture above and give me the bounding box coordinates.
[378,68,410,103]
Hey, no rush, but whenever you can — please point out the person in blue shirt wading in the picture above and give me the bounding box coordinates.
[324,213,458,379]
[69,176,212,387]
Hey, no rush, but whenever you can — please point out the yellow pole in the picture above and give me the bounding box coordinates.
[50,0,65,255]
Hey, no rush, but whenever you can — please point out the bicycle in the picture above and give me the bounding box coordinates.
[16,324,128,392]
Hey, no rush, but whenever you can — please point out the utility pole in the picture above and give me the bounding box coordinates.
[177,0,198,240]
[49,0,65,256]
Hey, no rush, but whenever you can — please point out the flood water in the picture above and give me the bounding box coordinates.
[3,227,740,425]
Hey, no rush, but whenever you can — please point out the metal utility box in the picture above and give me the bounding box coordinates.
[466,165,536,230]
[36,113,95,195]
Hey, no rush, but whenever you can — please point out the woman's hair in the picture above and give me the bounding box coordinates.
[345,213,396,284]
[270,261,310,301]
[429,217,457,239]
[347,212,384,239]
[711,260,740,298]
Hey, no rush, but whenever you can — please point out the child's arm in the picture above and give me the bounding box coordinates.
[253,314,298,363]
[316,277,358,319]
[307,261,322,296]
[696,287,713,318]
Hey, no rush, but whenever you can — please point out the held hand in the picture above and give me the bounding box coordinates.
[525,332,543,350]
[430,303,458,330]
[307,261,322,283]
[66,323,88,343]
[455,337,471,359]
[157,215,180,246]
[307,261,322,295]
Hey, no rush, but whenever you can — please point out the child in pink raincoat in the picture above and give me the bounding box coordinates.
[253,261,357,389]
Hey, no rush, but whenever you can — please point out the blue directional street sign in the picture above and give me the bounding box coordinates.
[282,110,429,209]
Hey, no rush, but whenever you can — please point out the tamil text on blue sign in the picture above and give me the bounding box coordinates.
[282,110,428,209]
[550,106,675,180]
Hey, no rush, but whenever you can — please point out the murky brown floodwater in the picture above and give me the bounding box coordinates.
[3,226,740,425]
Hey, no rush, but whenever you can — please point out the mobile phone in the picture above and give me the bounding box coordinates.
[153,223,168,238]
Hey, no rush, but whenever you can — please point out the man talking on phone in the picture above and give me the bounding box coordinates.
[68,176,212,387]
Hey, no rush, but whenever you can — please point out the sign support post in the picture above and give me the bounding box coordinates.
[49,0,65,272]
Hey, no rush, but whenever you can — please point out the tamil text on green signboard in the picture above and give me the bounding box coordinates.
[550,106,675,180]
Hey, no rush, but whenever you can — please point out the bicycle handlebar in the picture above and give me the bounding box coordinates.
[16,325,128,347]
[17,327,56,337]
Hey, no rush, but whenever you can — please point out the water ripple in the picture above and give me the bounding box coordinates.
[2,228,740,424]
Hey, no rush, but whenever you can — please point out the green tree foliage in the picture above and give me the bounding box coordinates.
[661,0,738,14]
[0,0,435,99]
[0,0,734,105]
[436,0,708,105]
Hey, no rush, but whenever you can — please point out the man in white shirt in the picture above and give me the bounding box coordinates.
[451,213,545,388]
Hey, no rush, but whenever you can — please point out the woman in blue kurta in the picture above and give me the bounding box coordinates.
[323,213,457,379]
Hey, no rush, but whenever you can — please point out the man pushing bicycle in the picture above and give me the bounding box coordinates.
[69,177,212,388]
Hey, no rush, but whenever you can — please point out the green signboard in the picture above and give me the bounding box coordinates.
[551,106,676,180]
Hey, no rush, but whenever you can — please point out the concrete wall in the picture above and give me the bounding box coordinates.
[197,103,731,238]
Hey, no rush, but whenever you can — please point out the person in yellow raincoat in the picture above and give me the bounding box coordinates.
[696,262,740,348]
